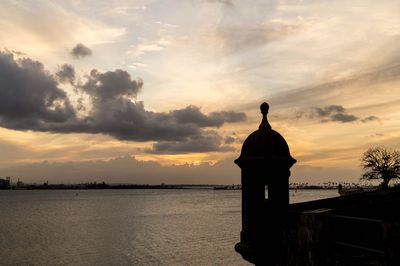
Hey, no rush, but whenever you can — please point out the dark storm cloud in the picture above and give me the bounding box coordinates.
[72,99,202,142]
[69,70,245,144]
[70,43,92,58]
[0,51,246,153]
[56,64,75,84]
[74,69,245,143]
[0,52,76,130]
[80,69,142,100]
[147,131,234,154]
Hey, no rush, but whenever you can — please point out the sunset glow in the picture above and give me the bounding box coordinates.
[1,0,400,184]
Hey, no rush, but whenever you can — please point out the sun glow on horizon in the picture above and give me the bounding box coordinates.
[1,1,400,184]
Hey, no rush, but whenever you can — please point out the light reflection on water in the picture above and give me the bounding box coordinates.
[0,189,337,265]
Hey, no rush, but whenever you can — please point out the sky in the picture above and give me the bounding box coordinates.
[1,0,400,184]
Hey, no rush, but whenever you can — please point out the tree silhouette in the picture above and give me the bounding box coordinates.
[361,147,400,189]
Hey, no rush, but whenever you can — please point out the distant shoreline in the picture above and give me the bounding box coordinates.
[1,183,349,190]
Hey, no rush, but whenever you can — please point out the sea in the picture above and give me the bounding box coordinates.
[0,189,338,265]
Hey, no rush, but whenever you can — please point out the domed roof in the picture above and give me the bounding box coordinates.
[234,102,296,168]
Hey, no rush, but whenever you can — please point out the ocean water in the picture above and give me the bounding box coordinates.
[0,189,338,265]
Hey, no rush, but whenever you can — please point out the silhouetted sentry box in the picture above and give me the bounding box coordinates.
[234,102,296,265]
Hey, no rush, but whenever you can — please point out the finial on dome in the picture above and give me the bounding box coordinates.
[259,102,271,130]
[260,102,269,115]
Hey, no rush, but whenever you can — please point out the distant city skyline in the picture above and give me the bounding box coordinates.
[1,0,400,184]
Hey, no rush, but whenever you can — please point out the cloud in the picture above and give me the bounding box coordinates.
[0,52,76,130]
[361,116,380,123]
[224,136,235,144]
[239,63,400,113]
[70,43,92,58]
[238,62,400,125]
[0,155,362,185]
[56,64,75,84]
[276,104,379,124]
[0,2,126,59]
[147,131,234,154]
[172,105,246,127]
[129,62,147,69]
[80,69,142,100]
[314,105,345,117]
[313,105,359,123]
[0,51,246,153]
[128,37,171,57]
[329,113,359,123]
[306,105,378,124]
[74,69,244,144]
[0,155,241,184]
[217,21,305,53]
[205,0,234,7]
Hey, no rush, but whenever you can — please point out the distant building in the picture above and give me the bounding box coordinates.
[0,177,11,189]
[16,179,24,188]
